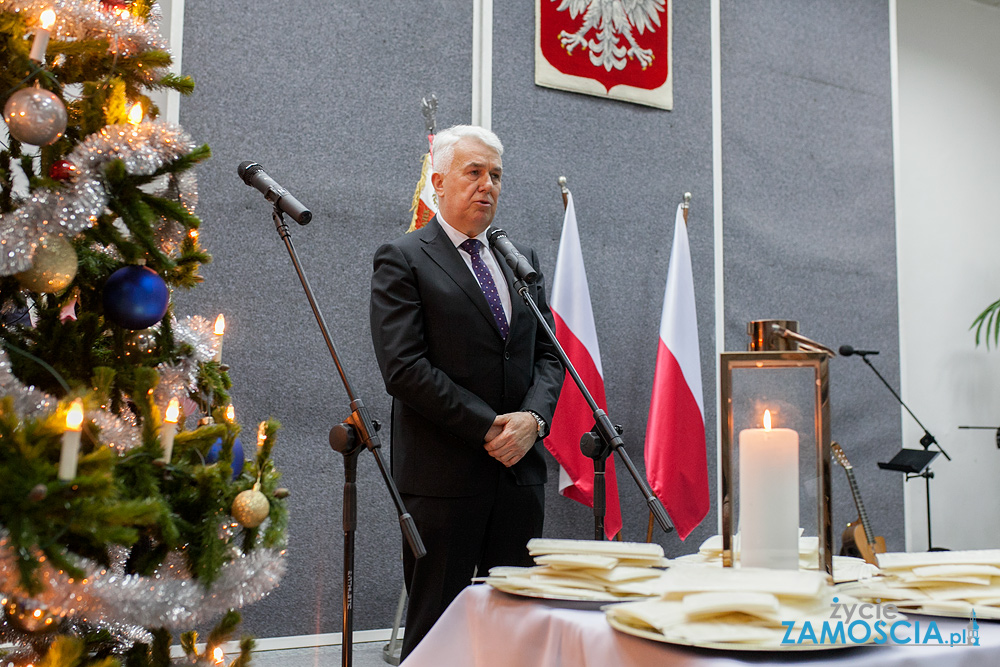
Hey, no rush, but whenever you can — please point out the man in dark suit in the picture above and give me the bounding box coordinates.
[370,125,563,658]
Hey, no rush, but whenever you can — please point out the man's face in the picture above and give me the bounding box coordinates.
[432,138,502,237]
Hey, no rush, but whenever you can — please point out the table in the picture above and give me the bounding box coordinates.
[402,584,999,666]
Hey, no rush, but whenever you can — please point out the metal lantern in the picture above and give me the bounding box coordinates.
[720,319,834,578]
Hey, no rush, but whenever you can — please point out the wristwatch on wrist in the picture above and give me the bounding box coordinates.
[526,410,548,439]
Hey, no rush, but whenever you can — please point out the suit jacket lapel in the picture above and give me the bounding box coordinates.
[419,218,505,338]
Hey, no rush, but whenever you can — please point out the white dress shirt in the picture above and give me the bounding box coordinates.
[437,216,513,324]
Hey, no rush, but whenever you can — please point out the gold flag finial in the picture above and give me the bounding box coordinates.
[558,176,569,210]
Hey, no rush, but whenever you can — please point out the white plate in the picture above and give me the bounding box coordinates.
[486,578,655,604]
[606,615,864,652]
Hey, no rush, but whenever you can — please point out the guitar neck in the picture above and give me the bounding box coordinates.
[844,467,876,545]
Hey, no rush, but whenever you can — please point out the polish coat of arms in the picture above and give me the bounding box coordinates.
[535,0,673,110]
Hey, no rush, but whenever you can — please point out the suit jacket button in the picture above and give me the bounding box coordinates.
[504,351,510,360]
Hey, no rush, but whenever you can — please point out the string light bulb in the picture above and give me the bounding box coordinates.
[127,102,143,125]
[66,398,84,430]
[226,404,235,422]
[213,646,225,664]
[165,398,180,424]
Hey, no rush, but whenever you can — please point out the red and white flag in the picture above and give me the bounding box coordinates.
[643,203,709,540]
[408,134,437,232]
[545,192,623,539]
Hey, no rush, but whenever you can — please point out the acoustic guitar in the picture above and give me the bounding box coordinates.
[831,442,886,565]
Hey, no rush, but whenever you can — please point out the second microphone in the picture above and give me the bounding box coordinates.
[487,228,537,284]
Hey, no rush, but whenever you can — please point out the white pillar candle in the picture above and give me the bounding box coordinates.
[159,398,180,463]
[29,9,56,63]
[738,409,799,570]
[213,314,225,363]
[58,398,84,481]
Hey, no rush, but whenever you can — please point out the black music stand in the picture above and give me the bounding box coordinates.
[878,448,941,550]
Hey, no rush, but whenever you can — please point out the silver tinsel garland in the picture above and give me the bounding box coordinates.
[153,314,219,412]
[0,121,199,276]
[0,531,287,633]
[0,0,167,63]
[0,347,56,416]
[173,314,219,365]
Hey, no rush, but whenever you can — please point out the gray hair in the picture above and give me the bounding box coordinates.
[432,125,504,176]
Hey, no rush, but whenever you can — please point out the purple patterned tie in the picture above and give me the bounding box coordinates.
[459,238,509,338]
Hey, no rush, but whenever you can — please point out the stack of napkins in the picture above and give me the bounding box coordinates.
[483,538,669,601]
[675,534,880,583]
[838,550,1000,619]
[606,565,863,647]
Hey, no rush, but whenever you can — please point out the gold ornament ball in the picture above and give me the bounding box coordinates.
[16,236,78,293]
[232,488,270,528]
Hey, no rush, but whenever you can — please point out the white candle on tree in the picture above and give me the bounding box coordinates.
[159,398,180,463]
[213,314,226,363]
[29,9,56,63]
[58,398,84,481]
[738,409,799,570]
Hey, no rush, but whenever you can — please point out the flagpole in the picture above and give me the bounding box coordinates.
[558,175,570,211]
[648,192,693,543]
[557,176,612,539]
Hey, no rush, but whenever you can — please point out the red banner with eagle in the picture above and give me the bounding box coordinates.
[535,0,673,110]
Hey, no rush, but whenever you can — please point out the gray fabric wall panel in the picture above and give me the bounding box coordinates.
[180,0,474,637]
[175,0,901,639]
[492,1,717,552]
[720,1,903,551]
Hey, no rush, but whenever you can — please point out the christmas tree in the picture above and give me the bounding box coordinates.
[0,1,288,664]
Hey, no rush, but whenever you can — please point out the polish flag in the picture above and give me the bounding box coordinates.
[545,192,623,539]
[408,134,437,232]
[644,203,709,540]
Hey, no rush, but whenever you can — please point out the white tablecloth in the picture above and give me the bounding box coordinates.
[402,584,999,667]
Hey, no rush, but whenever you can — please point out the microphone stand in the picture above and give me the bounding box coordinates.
[269,206,426,667]
[855,352,950,550]
[512,276,674,538]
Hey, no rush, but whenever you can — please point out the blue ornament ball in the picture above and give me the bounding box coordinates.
[103,265,169,330]
[206,437,244,480]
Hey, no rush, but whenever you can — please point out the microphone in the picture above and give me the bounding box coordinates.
[237,161,312,225]
[838,344,879,357]
[487,228,537,284]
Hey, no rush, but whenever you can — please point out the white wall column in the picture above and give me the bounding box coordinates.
[151,0,185,123]
[471,0,493,129]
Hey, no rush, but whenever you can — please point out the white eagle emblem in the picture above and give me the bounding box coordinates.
[554,0,666,72]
